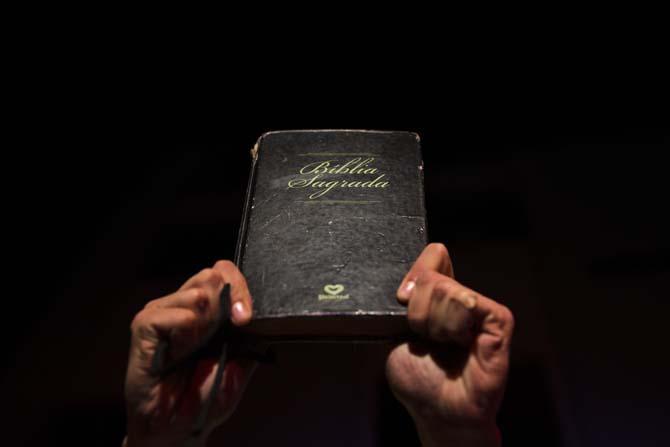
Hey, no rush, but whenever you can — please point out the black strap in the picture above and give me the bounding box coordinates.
[183,283,232,446]
[149,284,273,446]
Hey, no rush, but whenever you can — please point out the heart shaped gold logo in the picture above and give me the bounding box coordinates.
[324,284,345,295]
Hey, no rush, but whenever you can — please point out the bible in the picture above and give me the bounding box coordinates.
[234,130,427,339]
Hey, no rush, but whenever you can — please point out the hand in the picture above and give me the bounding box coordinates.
[124,261,255,447]
[385,244,514,447]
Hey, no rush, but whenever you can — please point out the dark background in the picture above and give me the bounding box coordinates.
[4,93,668,446]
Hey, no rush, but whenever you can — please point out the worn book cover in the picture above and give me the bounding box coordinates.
[234,130,427,339]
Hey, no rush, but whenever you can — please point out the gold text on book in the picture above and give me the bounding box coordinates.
[288,157,389,200]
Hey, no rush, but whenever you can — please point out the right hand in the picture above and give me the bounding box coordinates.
[124,260,256,447]
[385,243,514,446]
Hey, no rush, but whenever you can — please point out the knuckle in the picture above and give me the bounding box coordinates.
[191,288,212,311]
[130,309,150,334]
[190,287,207,300]
[143,299,160,310]
[429,242,449,257]
[432,242,454,274]
[214,259,235,272]
[200,268,222,286]
[431,284,449,303]
[433,279,454,296]
[500,305,515,332]
[197,267,212,277]
[414,269,429,285]
[199,267,215,279]
[417,270,452,288]
[415,269,436,286]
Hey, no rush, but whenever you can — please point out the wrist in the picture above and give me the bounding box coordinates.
[124,434,208,447]
[411,414,500,447]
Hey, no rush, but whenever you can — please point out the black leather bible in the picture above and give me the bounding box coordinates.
[234,130,427,339]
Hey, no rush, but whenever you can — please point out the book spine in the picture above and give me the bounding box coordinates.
[417,138,429,244]
[233,137,262,267]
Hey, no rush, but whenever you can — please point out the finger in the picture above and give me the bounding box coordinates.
[146,287,214,317]
[146,286,221,337]
[397,243,454,303]
[129,307,206,375]
[178,266,225,296]
[427,278,477,345]
[177,260,253,326]
[469,292,515,369]
[176,266,226,322]
[406,270,444,336]
[212,260,253,326]
[423,276,515,366]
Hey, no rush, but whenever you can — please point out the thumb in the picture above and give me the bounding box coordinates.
[397,243,454,303]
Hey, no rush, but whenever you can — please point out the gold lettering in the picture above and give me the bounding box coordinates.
[300,160,335,175]
[298,157,379,175]
[287,156,390,199]
[287,176,313,188]
[308,178,340,199]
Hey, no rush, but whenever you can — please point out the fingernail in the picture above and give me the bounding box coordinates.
[398,280,416,299]
[232,302,246,321]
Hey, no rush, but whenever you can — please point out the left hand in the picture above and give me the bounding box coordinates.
[385,243,514,447]
[124,261,256,447]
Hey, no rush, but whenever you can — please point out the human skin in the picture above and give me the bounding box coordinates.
[386,243,514,446]
[124,261,256,447]
[124,244,514,446]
